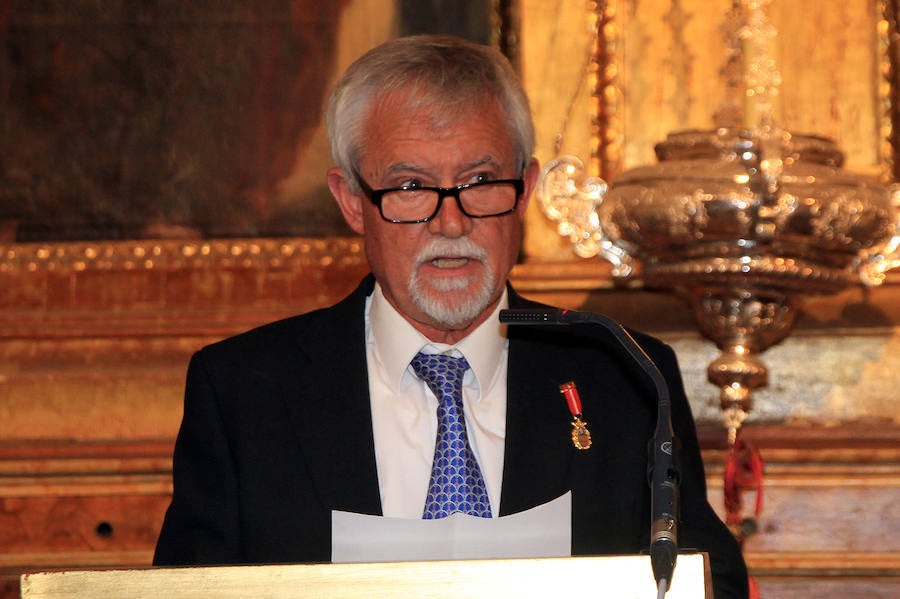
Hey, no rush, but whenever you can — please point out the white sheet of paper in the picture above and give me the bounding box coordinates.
[331,492,571,563]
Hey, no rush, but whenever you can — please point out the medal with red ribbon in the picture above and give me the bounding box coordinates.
[560,381,591,450]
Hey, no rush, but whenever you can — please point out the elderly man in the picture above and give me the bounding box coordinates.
[154,34,748,598]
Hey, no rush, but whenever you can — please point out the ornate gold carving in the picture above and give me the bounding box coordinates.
[589,0,622,179]
[0,237,366,274]
[882,0,899,179]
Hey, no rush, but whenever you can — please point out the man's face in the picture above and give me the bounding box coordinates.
[329,91,538,342]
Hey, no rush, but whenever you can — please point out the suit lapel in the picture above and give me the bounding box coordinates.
[280,277,383,516]
[500,289,577,516]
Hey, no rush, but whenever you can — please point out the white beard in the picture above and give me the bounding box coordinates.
[408,237,496,328]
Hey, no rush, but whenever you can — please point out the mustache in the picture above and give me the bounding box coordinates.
[414,237,488,265]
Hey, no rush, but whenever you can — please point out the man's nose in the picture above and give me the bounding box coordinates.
[427,193,472,238]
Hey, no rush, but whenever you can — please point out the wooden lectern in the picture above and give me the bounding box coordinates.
[21,554,710,598]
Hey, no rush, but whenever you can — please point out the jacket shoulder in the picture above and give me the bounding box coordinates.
[195,276,373,365]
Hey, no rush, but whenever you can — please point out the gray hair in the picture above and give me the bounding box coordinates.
[326,35,535,189]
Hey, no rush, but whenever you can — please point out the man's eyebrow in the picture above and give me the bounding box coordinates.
[463,156,500,171]
[382,162,428,176]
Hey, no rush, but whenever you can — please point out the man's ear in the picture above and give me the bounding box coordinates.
[518,157,541,215]
[327,167,366,235]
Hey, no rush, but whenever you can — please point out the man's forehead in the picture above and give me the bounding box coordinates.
[373,86,500,124]
[381,156,501,175]
[358,94,515,176]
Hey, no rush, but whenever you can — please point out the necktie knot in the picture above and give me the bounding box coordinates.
[410,352,470,404]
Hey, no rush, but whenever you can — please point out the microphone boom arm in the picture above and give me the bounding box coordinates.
[499,308,680,594]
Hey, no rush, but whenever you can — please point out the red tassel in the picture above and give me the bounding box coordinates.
[724,433,764,539]
[724,431,765,597]
[749,576,762,599]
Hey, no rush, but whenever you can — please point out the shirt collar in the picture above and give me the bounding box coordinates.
[368,282,509,393]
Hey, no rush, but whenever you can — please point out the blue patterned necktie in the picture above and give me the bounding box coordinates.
[411,352,493,519]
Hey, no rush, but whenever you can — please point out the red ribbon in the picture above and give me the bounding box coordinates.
[559,381,583,417]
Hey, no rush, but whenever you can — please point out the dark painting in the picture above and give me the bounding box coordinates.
[0,0,501,242]
[1,1,355,241]
[399,0,491,42]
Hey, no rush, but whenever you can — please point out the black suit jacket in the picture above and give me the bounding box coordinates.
[155,275,748,597]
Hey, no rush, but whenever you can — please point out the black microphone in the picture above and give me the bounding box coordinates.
[499,308,680,595]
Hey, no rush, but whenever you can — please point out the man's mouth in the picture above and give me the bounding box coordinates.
[430,257,470,268]
[415,237,488,272]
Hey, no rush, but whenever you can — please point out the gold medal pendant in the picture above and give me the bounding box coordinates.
[560,381,592,450]
[571,416,592,450]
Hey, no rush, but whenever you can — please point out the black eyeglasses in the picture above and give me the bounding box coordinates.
[355,175,524,224]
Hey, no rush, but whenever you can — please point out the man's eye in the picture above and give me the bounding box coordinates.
[399,179,423,190]
[469,173,492,184]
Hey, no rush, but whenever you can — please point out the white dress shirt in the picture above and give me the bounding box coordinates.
[365,282,508,518]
